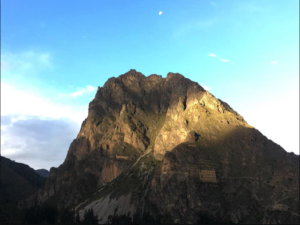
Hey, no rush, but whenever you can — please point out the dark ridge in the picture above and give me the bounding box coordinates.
[35,169,50,178]
[1,156,46,188]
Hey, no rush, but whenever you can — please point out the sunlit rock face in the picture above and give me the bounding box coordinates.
[23,70,299,224]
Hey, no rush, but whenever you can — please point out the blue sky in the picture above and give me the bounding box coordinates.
[1,0,299,169]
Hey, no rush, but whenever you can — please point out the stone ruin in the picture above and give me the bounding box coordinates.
[116,155,129,160]
[200,170,217,183]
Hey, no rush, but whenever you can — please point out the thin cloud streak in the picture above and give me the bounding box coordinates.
[220,58,230,62]
[1,61,11,71]
[174,19,215,37]
[208,53,234,64]
[1,51,53,73]
[210,2,217,7]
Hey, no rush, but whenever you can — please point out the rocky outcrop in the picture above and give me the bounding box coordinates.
[23,70,299,224]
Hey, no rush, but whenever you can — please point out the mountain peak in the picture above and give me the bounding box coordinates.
[22,71,299,224]
[166,71,183,79]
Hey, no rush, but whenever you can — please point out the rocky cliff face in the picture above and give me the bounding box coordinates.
[23,70,299,224]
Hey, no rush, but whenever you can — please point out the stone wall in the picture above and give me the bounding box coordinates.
[200,170,217,183]
[116,155,129,160]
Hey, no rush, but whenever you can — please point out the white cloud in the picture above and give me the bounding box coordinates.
[1,60,11,71]
[201,84,211,91]
[39,54,52,67]
[71,85,96,97]
[0,51,96,169]
[220,58,230,62]
[159,11,163,15]
[1,51,53,91]
[1,51,52,72]
[72,88,86,97]
[208,53,216,57]
[0,82,91,169]
[87,85,96,92]
[1,83,88,125]
[1,117,79,169]
[271,61,278,64]
[0,81,92,169]
[0,51,88,122]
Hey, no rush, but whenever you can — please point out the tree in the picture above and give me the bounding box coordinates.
[75,211,81,224]
[83,209,98,224]
[23,203,58,224]
[59,208,76,224]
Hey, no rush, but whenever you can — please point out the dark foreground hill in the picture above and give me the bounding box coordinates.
[0,156,46,205]
[0,156,47,223]
[22,70,299,224]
